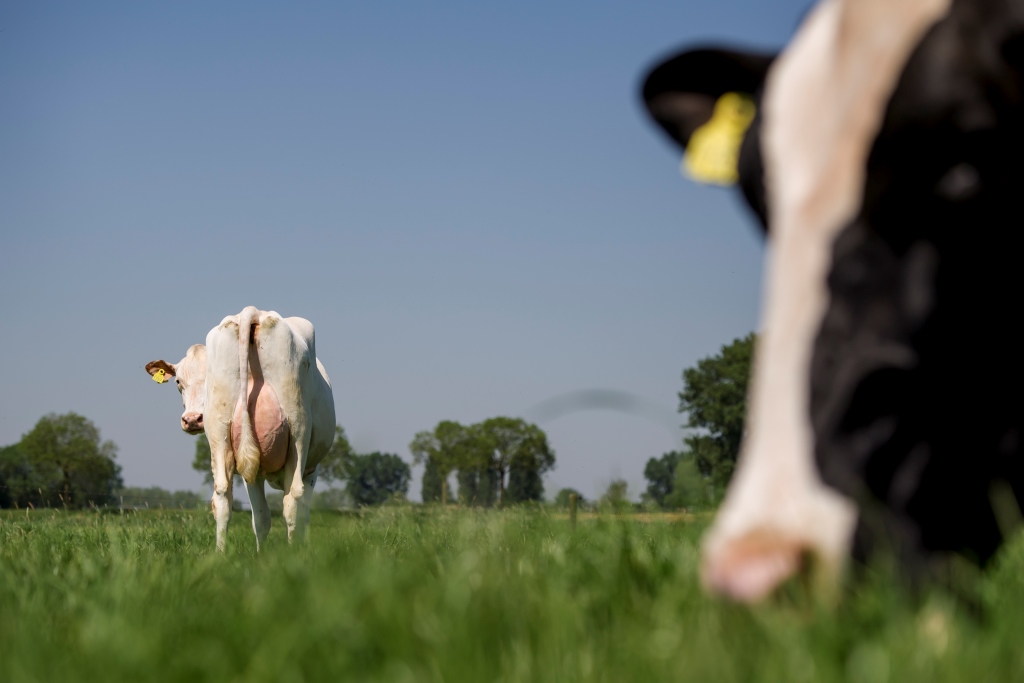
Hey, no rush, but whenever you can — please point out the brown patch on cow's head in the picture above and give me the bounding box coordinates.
[145,359,176,381]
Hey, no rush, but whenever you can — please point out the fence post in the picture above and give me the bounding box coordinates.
[569,493,578,531]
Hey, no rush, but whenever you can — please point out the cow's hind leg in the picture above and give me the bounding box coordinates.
[282,482,312,543]
[282,430,313,543]
[245,476,271,551]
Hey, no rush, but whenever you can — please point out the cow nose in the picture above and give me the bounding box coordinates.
[182,413,204,432]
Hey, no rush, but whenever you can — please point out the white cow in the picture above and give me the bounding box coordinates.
[146,307,336,551]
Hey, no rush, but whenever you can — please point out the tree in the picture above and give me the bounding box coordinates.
[643,450,684,508]
[344,452,411,507]
[312,487,348,510]
[457,465,498,507]
[0,443,38,508]
[15,413,123,508]
[554,487,585,509]
[600,479,630,511]
[420,455,444,503]
[192,433,212,485]
[665,455,712,511]
[318,426,355,485]
[679,333,755,493]
[506,453,545,503]
[469,417,555,506]
[115,486,204,509]
[409,421,468,505]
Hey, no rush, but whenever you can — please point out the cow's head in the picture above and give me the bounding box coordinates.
[146,344,207,434]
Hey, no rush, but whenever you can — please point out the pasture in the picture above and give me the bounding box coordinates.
[2,508,1023,683]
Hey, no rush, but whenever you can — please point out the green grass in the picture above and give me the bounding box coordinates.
[2,507,1024,683]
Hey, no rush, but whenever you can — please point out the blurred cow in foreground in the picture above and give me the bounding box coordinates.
[146,307,336,551]
[643,0,1024,601]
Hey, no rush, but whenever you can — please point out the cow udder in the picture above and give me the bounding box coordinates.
[231,380,289,476]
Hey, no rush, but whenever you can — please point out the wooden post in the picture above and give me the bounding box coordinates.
[569,493,578,530]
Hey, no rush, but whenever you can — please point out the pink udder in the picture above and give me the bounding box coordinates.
[231,379,289,475]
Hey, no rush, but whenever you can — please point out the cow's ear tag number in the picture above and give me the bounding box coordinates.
[152,368,167,384]
[684,92,756,186]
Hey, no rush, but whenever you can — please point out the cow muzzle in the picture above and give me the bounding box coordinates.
[181,412,204,433]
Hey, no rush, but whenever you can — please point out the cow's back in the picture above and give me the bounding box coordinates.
[205,310,336,483]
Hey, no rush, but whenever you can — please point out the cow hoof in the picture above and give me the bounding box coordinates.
[702,534,807,602]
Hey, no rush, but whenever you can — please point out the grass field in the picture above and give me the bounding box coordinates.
[3,508,1024,683]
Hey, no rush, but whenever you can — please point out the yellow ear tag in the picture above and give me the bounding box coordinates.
[683,92,756,186]
[152,368,167,384]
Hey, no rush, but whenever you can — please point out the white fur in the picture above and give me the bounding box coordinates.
[203,308,336,551]
[150,309,335,552]
[702,0,952,601]
[234,306,262,485]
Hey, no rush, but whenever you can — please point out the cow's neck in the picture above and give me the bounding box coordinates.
[706,0,954,583]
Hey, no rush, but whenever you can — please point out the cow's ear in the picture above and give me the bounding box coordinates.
[145,360,176,385]
[642,48,774,149]
[642,48,774,185]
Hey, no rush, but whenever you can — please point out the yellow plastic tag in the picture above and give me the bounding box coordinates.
[152,368,167,384]
[683,92,756,186]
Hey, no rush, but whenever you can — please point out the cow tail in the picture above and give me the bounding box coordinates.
[235,306,261,484]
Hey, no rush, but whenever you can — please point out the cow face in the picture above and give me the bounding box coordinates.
[644,0,1024,602]
[146,344,207,434]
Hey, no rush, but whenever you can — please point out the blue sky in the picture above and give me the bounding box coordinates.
[0,1,809,501]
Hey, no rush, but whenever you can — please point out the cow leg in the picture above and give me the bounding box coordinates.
[245,476,271,551]
[206,430,235,553]
[212,471,233,553]
[282,428,313,543]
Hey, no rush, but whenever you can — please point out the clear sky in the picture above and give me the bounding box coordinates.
[0,0,810,501]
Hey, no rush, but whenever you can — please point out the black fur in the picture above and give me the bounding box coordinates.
[641,49,775,230]
[811,0,1024,572]
[643,0,1024,577]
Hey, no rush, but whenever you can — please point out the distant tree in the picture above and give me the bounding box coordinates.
[0,447,8,508]
[193,433,248,490]
[344,452,411,507]
[410,421,468,505]
[317,426,355,485]
[469,417,555,506]
[0,443,38,508]
[554,487,585,509]
[679,333,755,493]
[192,433,212,485]
[312,487,348,510]
[506,454,545,503]
[16,413,123,508]
[115,486,204,509]
[600,479,630,511]
[643,451,684,509]
[457,465,498,507]
[666,455,713,511]
[420,455,444,503]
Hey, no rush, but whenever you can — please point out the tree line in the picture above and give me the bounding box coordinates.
[411,417,555,506]
[642,333,754,511]
[190,427,412,508]
[0,413,123,509]
[2,334,750,512]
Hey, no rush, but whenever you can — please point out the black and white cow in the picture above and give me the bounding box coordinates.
[643,0,1024,601]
